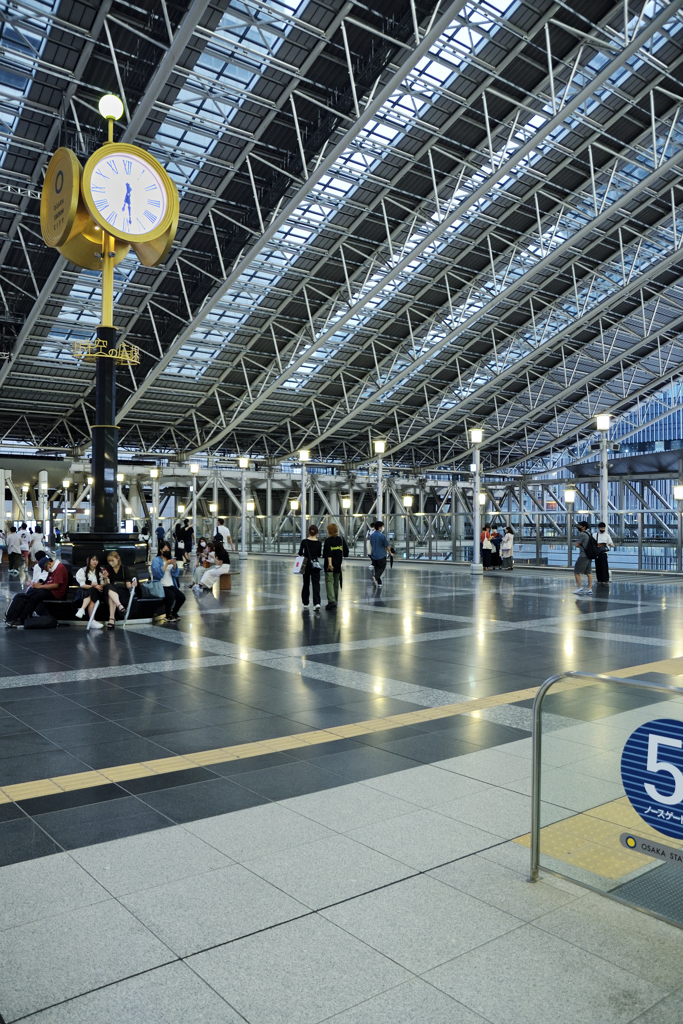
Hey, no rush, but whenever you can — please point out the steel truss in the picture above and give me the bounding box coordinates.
[2,0,683,482]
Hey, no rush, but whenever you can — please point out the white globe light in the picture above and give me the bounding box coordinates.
[99,94,124,121]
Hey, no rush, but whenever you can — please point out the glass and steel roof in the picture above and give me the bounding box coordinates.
[1,0,683,475]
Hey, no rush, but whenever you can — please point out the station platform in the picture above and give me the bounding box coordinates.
[0,559,682,1023]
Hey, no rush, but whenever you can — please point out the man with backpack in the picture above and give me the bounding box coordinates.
[573,521,599,595]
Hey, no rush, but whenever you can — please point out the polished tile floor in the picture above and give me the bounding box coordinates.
[1,557,683,1022]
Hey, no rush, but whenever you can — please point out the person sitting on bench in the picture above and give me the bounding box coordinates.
[193,546,230,592]
[75,554,124,629]
[6,555,68,626]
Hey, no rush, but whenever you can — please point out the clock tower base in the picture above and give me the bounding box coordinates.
[91,326,119,534]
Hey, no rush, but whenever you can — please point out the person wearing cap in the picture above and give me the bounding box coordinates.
[6,555,68,625]
[573,521,594,595]
[368,521,390,587]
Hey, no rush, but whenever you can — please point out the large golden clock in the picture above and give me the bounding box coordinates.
[82,143,179,267]
[40,147,89,248]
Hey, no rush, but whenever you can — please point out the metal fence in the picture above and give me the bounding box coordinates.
[178,510,683,571]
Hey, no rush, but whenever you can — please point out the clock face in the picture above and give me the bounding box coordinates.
[88,151,168,237]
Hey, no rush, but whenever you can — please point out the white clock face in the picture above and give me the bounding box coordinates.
[89,152,168,236]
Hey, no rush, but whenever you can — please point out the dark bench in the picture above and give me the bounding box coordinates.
[42,584,165,624]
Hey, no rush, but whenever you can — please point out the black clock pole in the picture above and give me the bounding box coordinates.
[91,327,118,533]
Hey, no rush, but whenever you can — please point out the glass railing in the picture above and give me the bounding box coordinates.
[527,671,683,928]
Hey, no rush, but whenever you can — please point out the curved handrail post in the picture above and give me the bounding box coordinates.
[529,673,565,882]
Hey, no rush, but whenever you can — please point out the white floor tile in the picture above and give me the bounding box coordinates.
[424,922,664,1024]
[281,781,417,832]
[0,852,109,931]
[433,747,532,787]
[320,976,487,1023]
[70,825,232,897]
[121,862,308,957]
[246,832,412,909]
[361,763,493,807]
[321,873,519,973]
[184,801,334,862]
[189,914,410,1024]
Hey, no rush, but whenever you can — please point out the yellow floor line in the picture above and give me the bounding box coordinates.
[0,658,679,806]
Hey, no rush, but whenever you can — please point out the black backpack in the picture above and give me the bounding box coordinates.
[585,533,601,560]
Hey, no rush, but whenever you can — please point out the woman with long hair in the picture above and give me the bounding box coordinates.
[105,551,136,626]
[298,524,322,610]
[75,554,120,629]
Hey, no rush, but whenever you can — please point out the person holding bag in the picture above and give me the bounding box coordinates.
[501,527,514,569]
[481,524,493,570]
[299,524,322,610]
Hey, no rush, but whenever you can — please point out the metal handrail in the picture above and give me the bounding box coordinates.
[529,669,683,882]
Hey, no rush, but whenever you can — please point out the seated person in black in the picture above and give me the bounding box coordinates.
[298,524,322,610]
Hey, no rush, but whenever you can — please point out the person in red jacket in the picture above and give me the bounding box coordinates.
[6,555,68,625]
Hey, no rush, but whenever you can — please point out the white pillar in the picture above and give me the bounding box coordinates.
[192,473,197,537]
[38,470,48,526]
[471,445,483,575]
[600,433,609,525]
[301,464,307,539]
[377,455,383,521]
[240,468,247,559]
[151,476,159,544]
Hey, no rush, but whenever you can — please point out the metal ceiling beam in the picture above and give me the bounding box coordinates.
[116,0,472,423]
[179,0,683,455]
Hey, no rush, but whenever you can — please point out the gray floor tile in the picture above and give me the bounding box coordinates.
[434,787,569,840]
[361,763,493,807]
[347,808,501,871]
[69,824,231,896]
[121,862,308,956]
[424,923,665,1024]
[534,892,683,990]
[246,832,413,909]
[507,768,624,811]
[184,800,334,861]
[0,899,173,1021]
[189,913,410,1024]
[0,852,109,930]
[321,977,488,1023]
[282,781,417,832]
[432,748,531,787]
[430,851,584,921]
[20,961,241,1024]
[632,988,683,1023]
[322,873,519,973]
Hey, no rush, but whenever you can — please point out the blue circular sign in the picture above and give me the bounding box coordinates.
[621,718,683,841]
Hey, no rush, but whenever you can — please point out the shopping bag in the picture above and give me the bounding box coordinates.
[292,555,308,574]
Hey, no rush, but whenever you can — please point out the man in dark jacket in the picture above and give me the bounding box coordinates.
[323,523,349,609]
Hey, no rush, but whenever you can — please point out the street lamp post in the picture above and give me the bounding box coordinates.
[299,450,310,539]
[470,429,483,575]
[675,485,683,572]
[596,414,611,526]
[564,488,576,568]
[403,494,413,559]
[238,457,249,559]
[190,463,199,542]
[150,468,159,545]
[62,478,70,537]
[374,440,385,522]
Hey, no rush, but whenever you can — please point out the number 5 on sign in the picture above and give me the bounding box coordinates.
[622,719,683,840]
[645,734,683,805]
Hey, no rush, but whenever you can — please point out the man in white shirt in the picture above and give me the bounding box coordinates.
[215,519,234,550]
[29,528,48,563]
[7,527,22,574]
[18,523,30,567]
[594,521,614,585]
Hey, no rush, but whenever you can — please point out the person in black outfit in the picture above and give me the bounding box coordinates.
[299,524,322,610]
[322,522,349,609]
[181,519,194,567]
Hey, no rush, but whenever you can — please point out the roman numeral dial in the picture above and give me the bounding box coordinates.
[84,146,172,242]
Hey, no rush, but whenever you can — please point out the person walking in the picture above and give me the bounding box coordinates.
[299,524,322,610]
[18,522,30,568]
[369,520,390,587]
[594,522,614,585]
[481,524,493,570]
[573,521,594,595]
[323,523,348,609]
[155,522,166,548]
[501,527,514,569]
[7,527,22,574]
[181,518,194,568]
[215,518,235,551]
